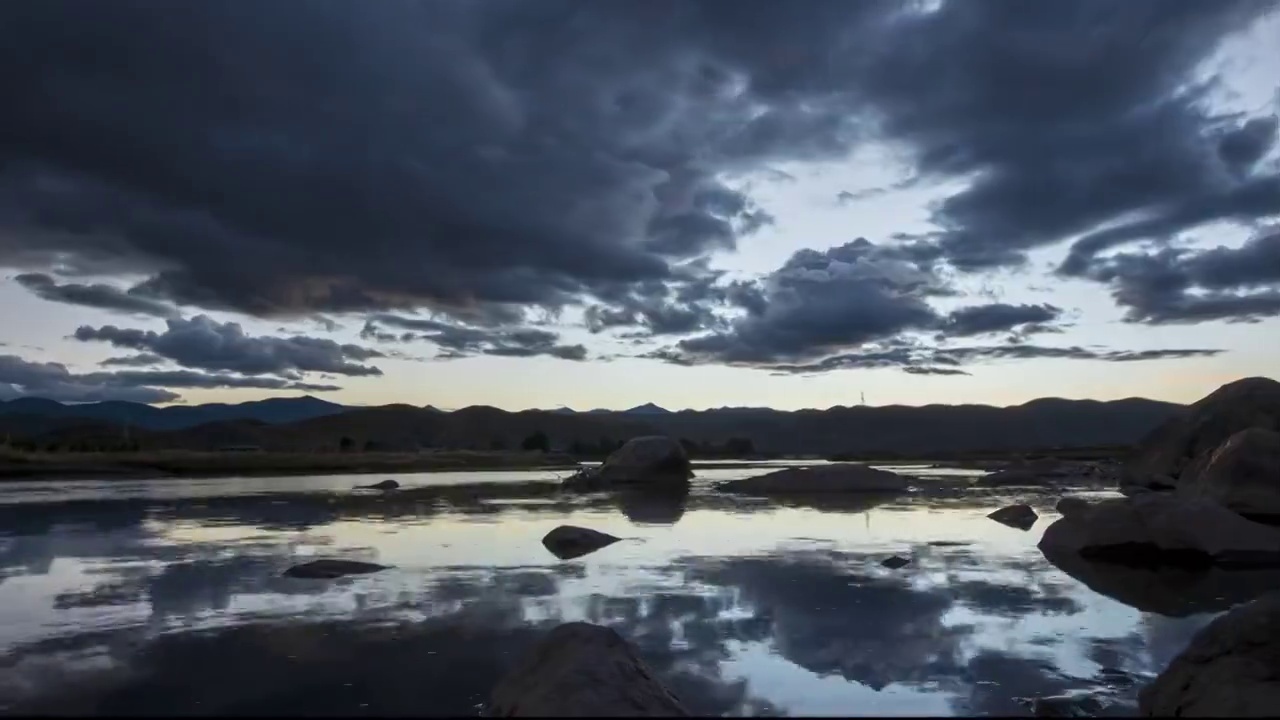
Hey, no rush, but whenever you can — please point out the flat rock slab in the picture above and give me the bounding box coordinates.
[988,503,1039,530]
[1139,592,1280,716]
[485,621,689,717]
[717,463,909,495]
[283,559,391,579]
[542,525,622,561]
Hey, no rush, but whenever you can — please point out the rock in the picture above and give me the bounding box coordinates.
[1139,592,1280,716]
[1128,376,1280,484]
[1178,427,1280,520]
[595,437,692,487]
[283,559,390,579]
[358,479,400,491]
[562,466,605,491]
[542,525,622,561]
[716,463,909,495]
[1055,496,1094,519]
[484,621,689,717]
[1037,493,1280,567]
[1042,543,1280,617]
[988,503,1039,530]
[881,555,911,569]
[974,458,1106,487]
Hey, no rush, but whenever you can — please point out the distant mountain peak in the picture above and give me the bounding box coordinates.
[624,402,671,414]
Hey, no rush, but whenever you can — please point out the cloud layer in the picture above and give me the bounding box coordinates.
[1,1,1277,401]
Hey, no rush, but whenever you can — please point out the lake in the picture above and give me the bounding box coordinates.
[0,462,1236,716]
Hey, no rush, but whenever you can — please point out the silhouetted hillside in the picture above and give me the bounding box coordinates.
[0,395,1186,456]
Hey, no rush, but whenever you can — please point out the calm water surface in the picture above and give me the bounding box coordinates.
[0,462,1244,716]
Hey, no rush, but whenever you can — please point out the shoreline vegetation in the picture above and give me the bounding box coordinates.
[0,443,1132,481]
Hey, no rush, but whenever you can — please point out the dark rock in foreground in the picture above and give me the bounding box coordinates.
[717,463,909,495]
[1178,427,1280,520]
[542,525,622,561]
[358,479,400,491]
[1139,592,1280,716]
[485,621,689,717]
[283,559,391,579]
[988,503,1039,530]
[1017,693,1107,717]
[1127,376,1280,487]
[1037,494,1280,567]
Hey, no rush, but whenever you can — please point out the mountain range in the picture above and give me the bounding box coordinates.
[0,395,1186,456]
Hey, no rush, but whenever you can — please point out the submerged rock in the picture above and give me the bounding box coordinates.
[881,555,911,569]
[358,479,400,491]
[283,559,390,579]
[988,503,1039,530]
[716,463,909,495]
[1139,592,1280,716]
[541,525,622,561]
[1037,493,1280,567]
[1178,427,1280,520]
[485,621,689,717]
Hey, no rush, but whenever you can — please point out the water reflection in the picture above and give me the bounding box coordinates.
[0,471,1259,716]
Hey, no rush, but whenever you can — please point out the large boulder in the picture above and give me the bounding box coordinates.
[595,436,692,487]
[1127,376,1280,485]
[1036,493,1280,567]
[1178,427,1280,520]
[485,622,689,717]
[1138,592,1280,716]
[716,463,909,495]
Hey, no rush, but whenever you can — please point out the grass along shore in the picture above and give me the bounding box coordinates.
[0,448,583,480]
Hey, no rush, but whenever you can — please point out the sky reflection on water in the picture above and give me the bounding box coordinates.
[0,464,1240,716]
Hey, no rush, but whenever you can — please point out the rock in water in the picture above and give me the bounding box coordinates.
[1037,493,1280,567]
[485,622,689,717]
[988,503,1039,530]
[1178,427,1280,520]
[283,559,390,579]
[1055,496,1093,519]
[717,463,909,494]
[1139,592,1280,716]
[881,555,911,569]
[596,436,692,487]
[542,525,622,561]
[359,479,400,491]
[1127,376,1280,486]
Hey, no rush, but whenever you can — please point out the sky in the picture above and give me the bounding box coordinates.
[1,0,1279,411]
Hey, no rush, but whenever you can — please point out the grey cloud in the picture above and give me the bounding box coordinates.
[363,314,587,361]
[939,303,1062,338]
[74,315,383,378]
[1082,228,1280,324]
[14,272,180,318]
[99,353,165,368]
[1219,116,1279,171]
[0,1,1272,339]
[760,343,1223,375]
[0,354,337,403]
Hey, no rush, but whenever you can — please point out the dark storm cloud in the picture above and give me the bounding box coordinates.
[73,316,383,378]
[859,2,1279,271]
[938,303,1062,338]
[14,272,179,318]
[363,314,587,361]
[1080,227,1280,323]
[0,354,340,403]
[0,0,1273,351]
